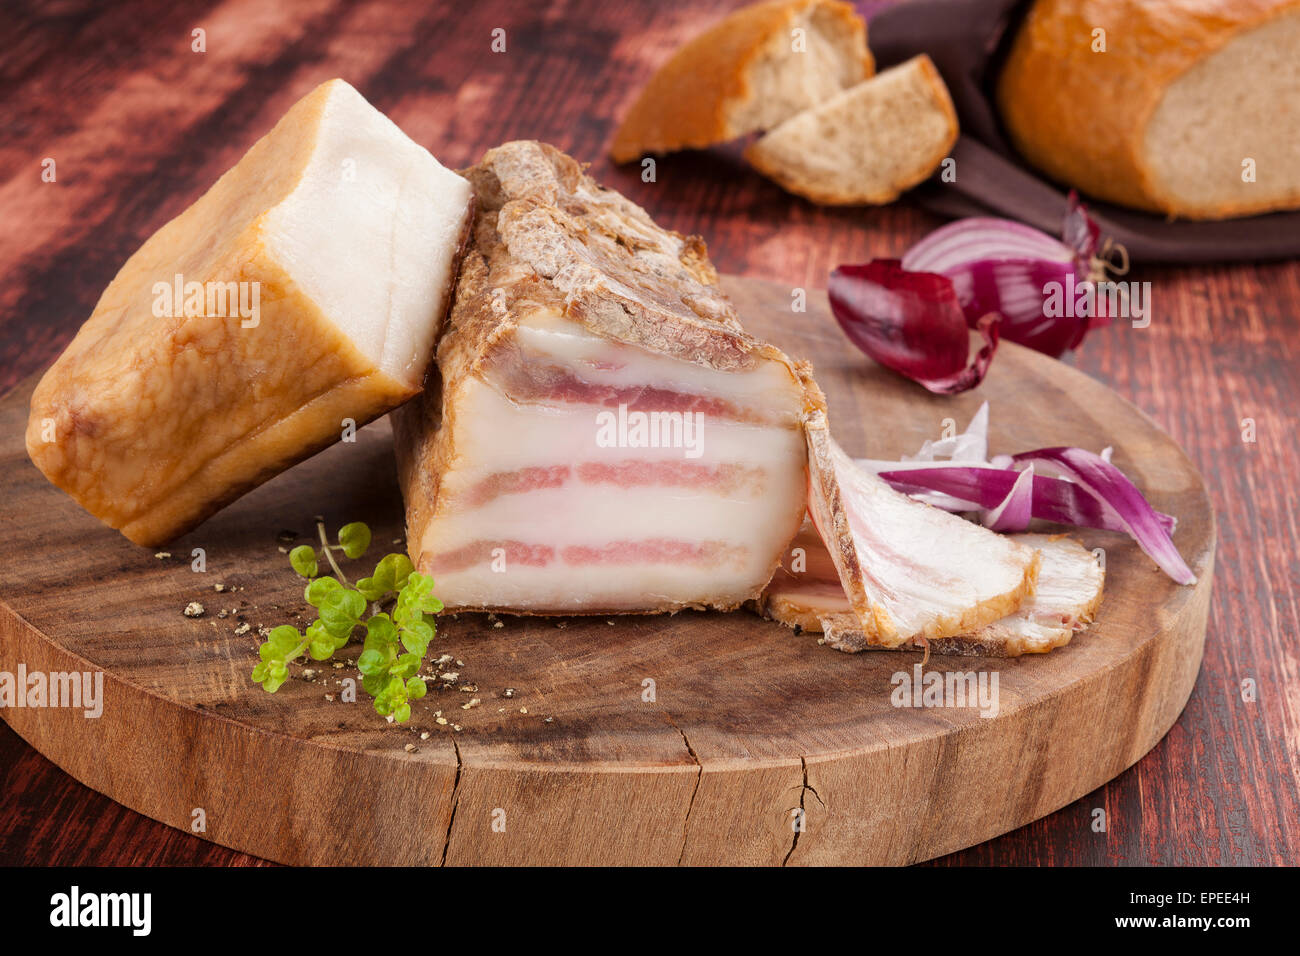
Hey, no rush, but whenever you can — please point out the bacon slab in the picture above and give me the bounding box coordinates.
[393,141,813,613]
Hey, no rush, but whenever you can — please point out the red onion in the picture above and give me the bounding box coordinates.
[827,259,999,394]
[829,197,1111,392]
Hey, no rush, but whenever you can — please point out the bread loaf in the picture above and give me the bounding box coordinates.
[609,0,872,163]
[997,0,1300,219]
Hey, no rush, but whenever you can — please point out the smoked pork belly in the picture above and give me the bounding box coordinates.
[801,404,1042,649]
[763,523,1104,657]
[393,141,813,614]
[26,79,474,546]
[392,141,811,613]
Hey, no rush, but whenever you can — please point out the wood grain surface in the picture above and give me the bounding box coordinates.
[0,277,1214,866]
[0,0,1295,866]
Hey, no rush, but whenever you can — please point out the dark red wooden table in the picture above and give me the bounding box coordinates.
[1,0,1296,866]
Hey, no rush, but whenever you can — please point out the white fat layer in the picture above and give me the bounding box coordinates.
[431,478,796,554]
[421,352,807,611]
[445,374,804,474]
[433,562,765,613]
[512,316,804,423]
[263,80,472,386]
[829,440,1033,638]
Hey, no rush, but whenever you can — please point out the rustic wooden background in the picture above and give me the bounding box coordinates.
[1,0,1296,866]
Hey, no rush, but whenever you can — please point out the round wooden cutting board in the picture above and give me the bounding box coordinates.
[0,276,1214,866]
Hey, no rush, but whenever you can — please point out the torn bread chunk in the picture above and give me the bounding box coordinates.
[393,140,812,614]
[26,79,474,546]
[802,407,1040,648]
[763,523,1104,657]
[609,0,873,163]
[745,54,958,205]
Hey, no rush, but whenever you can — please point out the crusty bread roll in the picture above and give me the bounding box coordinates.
[744,55,958,204]
[609,0,872,163]
[998,0,1300,220]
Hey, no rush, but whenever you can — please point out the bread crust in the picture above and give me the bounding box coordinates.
[997,0,1300,219]
[609,0,871,163]
[744,54,958,205]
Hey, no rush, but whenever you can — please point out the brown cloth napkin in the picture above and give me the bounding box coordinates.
[865,0,1300,264]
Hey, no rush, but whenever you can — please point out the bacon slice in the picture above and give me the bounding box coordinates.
[393,141,812,613]
[801,404,1042,649]
[762,520,1103,657]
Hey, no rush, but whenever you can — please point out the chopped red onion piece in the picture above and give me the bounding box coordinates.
[827,260,999,394]
[981,464,1034,532]
[905,401,989,463]
[1011,447,1195,585]
[875,464,1177,537]
[862,405,1190,583]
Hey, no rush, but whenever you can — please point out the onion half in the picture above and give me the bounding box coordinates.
[830,197,1112,393]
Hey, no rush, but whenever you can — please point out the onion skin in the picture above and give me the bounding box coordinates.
[828,260,999,395]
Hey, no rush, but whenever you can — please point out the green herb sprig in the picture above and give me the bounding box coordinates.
[251,520,443,723]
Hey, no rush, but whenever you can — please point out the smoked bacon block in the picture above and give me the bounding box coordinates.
[26,80,474,546]
[393,141,813,613]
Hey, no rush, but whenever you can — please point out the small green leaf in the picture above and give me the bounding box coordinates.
[308,638,334,661]
[362,672,387,697]
[355,577,385,602]
[399,618,433,655]
[338,522,371,560]
[357,648,387,675]
[305,575,342,608]
[251,662,269,682]
[392,701,412,723]
[268,625,301,654]
[318,616,355,641]
[406,677,427,700]
[262,673,287,693]
[289,545,318,579]
[378,553,414,591]
[391,653,420,679]
[364,613,398,645]
[319,588,365,633]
